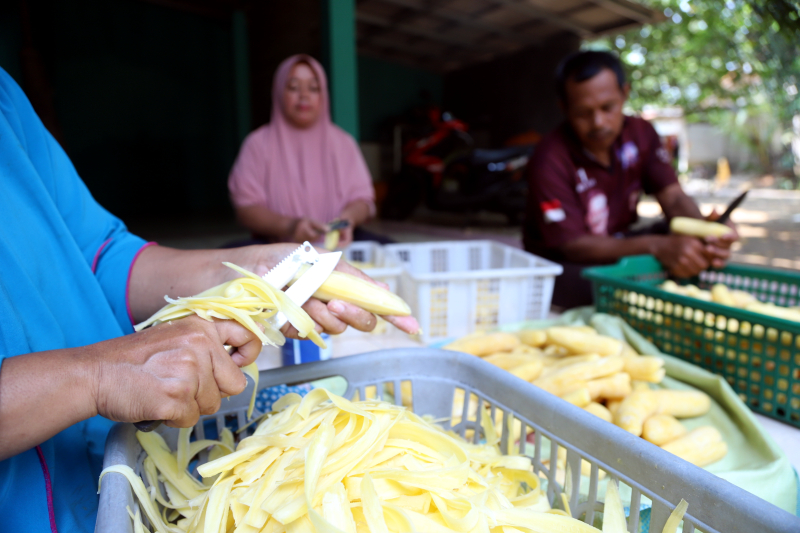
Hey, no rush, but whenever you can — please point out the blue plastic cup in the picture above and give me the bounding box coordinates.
[281,333,332,366]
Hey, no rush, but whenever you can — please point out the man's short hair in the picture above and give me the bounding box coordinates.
[555,50,626,103]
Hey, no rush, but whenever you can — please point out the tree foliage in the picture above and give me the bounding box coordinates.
[589,0,800,172]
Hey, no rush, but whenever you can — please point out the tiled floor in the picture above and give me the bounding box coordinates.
[127,183,800,269]
[125,205,523,250]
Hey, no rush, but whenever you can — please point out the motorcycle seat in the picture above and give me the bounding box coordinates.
[470,146,532,165]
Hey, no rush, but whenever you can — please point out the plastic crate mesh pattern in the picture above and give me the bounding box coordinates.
[384,241,561,342]
[588,257,800,427]
[97,351,800,533]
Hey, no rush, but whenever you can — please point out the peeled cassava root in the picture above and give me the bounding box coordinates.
[670,216,733,238]
[290,265,411,317]
[445,324,725,469]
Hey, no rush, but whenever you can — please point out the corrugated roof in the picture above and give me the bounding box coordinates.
[356,0,661,71]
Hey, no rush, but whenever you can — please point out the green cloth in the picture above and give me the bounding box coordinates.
[498,308,798,515]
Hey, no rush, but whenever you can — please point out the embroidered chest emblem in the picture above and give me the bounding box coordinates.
[575,168,597,193]
[618,141,639,170]
[586,191,609,235]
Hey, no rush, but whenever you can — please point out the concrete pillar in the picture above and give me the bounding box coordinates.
[321,0,359,139]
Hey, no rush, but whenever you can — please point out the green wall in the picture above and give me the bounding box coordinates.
[5,0,239,219]
[322,0,359,139]
[358,55,443,142]
[0,1,445,217]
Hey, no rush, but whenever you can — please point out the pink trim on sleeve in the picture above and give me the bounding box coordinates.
[126,242,158,328]
[91,238,113,274]
[35,445,59,533]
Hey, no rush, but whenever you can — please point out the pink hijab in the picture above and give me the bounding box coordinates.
[228,55,374,225]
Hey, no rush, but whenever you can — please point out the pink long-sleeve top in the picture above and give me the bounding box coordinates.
[228,54,375,225]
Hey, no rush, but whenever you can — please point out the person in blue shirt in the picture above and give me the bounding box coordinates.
[0,67,419,531]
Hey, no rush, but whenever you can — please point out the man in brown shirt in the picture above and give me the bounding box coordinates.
[524,51,737,308]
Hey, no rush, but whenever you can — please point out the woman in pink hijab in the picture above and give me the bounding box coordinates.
[228,55,376,248]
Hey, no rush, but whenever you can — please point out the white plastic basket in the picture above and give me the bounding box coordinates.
[384,240,563,343]
[342,241,403,293]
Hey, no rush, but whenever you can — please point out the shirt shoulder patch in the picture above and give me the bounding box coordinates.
[656,146,671,164]
[541,199,566,223]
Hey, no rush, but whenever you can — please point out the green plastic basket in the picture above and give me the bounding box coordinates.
[584,255,800,428]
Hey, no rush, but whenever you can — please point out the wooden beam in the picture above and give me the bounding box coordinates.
[592,19,647,37]
[357,45,450,72]
[584,0,656,24]
[356,11,506,51]
[488,0,593,37]
[358,30,473,66]
[371,0,534,44]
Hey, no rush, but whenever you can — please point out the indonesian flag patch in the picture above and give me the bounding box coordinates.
[541,199,566,224]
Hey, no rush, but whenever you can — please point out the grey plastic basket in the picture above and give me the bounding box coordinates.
[96,349,800,533]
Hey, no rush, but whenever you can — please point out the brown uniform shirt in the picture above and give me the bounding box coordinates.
[523,116,677,261]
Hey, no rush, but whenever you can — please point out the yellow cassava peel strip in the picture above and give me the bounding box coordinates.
[304,421,335,503]
[136,432,205,500]
[134,261,323,348]
[203,475,234,533]
[132,507,148,533]
[379,503,416,533]
[481,406,500,446]
[222,262,325,348]
[177,428,191,474]
[273,392,303,412]
[242,362,259,419]
[98,465,177,533]
[662,499,690,533]
[430,491,481,531]
[361,474,390,533]
[602,480,627,533]
[318,483,355,533]
[296,387,373,420]
[188,439,232,459]
[196,444,268,479]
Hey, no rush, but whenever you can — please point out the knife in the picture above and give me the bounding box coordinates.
[327,219,350,231]
[262,242,320,289]
[268,251,341,331]
[716,189,748,225]
[134,246,341,432]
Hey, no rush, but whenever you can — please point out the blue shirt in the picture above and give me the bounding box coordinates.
[0,67,147,531]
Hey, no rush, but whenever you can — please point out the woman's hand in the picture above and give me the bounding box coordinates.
[336,219,355,248]
[129,243,421,345]
[336,200,373,248]
[228,244,419,336]
[266,252,419,338]
[93,316,261,428]
[0,316,261,460]
[289,217,327,243]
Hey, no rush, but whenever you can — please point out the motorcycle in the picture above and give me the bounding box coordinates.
[381,107,533,224]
